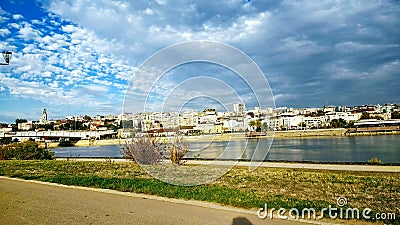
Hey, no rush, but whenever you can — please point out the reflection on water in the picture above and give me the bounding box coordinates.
[53,135,400,163]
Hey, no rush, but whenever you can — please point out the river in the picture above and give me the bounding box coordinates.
[53,135,400,163]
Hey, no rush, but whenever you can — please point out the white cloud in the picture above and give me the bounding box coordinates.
[31,19,44,25]
[143,8,153,15]
[334,42,395,54]
[18,22,41,40]
[61,24,76,32]
[276,37,328,59]
[323,60,375,80]
[12,14,23,20]
[373,60,400,78]
[0,28,10,36]
[80,84,109,93]
[0,10,135,116]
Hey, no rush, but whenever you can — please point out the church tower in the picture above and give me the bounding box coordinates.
[40,105,48,124]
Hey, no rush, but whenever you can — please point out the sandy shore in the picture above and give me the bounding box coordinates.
[38,142,61,148]
[70,129,347,147]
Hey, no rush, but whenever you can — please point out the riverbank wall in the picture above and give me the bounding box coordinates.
[346,130,400,136]
[69,129,347,147]
[38,142,60,148]
[274,128,347,138]
[74,139,124,147]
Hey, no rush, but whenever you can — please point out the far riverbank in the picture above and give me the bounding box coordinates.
[58,129,349,147]
[41,128,400,148]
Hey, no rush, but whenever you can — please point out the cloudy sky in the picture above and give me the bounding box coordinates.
[0,0,399,123]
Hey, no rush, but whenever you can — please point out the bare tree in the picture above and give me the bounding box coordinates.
[120,135,163,165]
[120,134,189,165]
[168,135,189,165]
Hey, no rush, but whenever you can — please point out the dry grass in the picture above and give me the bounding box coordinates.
[218,167,399,214]
[0,160,398,224]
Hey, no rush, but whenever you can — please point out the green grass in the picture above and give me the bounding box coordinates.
[1,160,398,224]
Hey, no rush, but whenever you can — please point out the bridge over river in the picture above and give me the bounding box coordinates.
[0,130,117,142]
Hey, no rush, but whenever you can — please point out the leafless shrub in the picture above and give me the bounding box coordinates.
[168,135,189,165]
[120,135,163,165]
[103,157,114,163]
[368,157,382,165]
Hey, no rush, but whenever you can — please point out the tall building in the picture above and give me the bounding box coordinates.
[233,103,245,115]
[40,106,48,124]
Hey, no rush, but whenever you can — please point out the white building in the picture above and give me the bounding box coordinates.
[103,115,116,120]
[298,108,320,115]
[199,109,218,124]
[162,112,179,128]
[233,103,245,115]
[0,127,12,132]
[179,111,198,127]
[325,112,359,123]
[281,113,304,130]
[18,122,33,131]
[323,106,336,113]
[222,119,245,132]
[267,115,282,131]
[304,116,324,128]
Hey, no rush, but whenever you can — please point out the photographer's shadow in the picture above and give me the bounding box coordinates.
[232,217,253,225]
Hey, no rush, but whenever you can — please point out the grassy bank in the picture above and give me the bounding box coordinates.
[0,160,398,224]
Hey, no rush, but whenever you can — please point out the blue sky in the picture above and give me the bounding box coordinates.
[0,0,399,123]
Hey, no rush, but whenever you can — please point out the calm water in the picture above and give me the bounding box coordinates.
[53,135,400,163]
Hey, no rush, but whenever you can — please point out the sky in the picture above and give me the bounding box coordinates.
[0,0,399,123]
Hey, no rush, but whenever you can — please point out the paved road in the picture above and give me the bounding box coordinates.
[0,177,311,225]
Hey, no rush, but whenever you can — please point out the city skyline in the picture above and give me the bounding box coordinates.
[1,102,398,124]
[1,1,399,123]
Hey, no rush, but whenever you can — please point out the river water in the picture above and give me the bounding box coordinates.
[53,135,400,163]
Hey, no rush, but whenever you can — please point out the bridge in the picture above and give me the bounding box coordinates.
[0,130,117,141]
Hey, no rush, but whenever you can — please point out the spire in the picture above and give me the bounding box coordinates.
[41,104,48,123]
